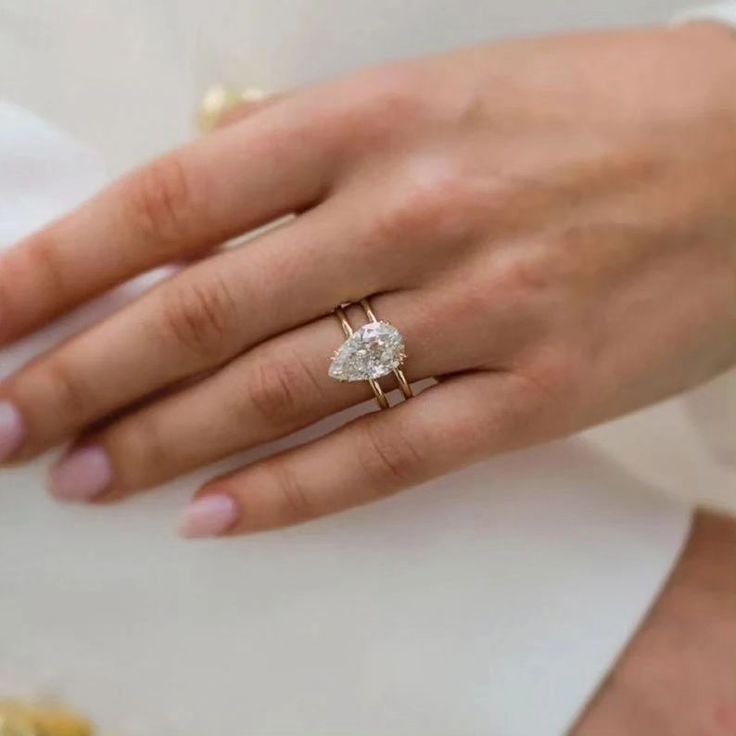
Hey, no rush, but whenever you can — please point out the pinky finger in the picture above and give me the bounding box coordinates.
[179,370,542,538]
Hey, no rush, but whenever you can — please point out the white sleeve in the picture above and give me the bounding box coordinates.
[673,2,736,27]
[671,2,736,487]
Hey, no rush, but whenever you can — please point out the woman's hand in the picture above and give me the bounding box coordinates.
[1,25,735,537]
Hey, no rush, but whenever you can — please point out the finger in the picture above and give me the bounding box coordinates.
[178,370,546,537]
[186,90,289,262]
[47,291,472,502]
[182,90,287,263]
[0,193,399,461]
[0,90,343,343]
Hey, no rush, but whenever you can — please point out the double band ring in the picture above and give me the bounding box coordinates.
[328,298,413,410]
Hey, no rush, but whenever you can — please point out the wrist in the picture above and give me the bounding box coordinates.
[572,510,736,735]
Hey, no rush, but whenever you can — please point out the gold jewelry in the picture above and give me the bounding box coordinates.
[329,298,413,410]
[0,701,91,736]
[357,299,413,401]
[197,85,267,133]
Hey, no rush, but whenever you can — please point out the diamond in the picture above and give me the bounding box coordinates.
[329,321,406,382]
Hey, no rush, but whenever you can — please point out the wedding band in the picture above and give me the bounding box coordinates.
[329,298,413,410]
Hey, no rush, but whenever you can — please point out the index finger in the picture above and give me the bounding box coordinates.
[0,92,341,344]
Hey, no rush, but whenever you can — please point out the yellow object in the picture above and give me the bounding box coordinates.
[0,704,37,736]
[28,707,92,736]
[0,702,92,736]
[197,84,267,132]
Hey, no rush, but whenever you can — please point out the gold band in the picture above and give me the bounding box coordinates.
[335,305,390,410]
[358,299,413,401]
[333,298,413,410]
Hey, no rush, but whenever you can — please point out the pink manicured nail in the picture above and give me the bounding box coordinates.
[0,401,24,461]
[179,494,238,539]
[50,446,113,502]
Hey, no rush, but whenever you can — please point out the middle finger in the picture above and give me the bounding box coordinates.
[0,194,407,462]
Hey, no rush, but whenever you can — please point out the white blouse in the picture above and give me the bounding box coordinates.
[0,2,733,734]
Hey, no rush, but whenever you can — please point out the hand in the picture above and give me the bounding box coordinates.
[572,510,736,735]
[1,25,735,537]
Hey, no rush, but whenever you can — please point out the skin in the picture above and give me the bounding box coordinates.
[572,510,736,736]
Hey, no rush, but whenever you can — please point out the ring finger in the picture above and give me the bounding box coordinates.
[47,293,474,502]
[0,189,415,463]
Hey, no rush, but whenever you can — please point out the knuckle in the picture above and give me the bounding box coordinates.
[358,419,424,490]
[260,462,316,525]
[43,358,93,423]
[123,155,198,245]
[160,273,239,361]
[348,66,430,136]
[493,249,552,303]
[536,349,585,398]
[375,183,441,246]
[109,413,169,487]
[245,353,323,426]
[513,348,584,419]
[371,162,481,250]
[20,230,71,301]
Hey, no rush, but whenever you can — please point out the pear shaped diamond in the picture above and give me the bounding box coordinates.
[329,321,406,382]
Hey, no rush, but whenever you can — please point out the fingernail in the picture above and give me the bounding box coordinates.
[179,494,238,539]
[0,401,25,461]
[50,446,113,502]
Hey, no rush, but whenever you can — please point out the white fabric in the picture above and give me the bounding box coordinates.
[0,0,688,175]
[673,1,736,26]
[0,0,732,731]
[672,1,736,476]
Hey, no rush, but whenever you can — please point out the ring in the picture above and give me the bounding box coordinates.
[329,298,413,410]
